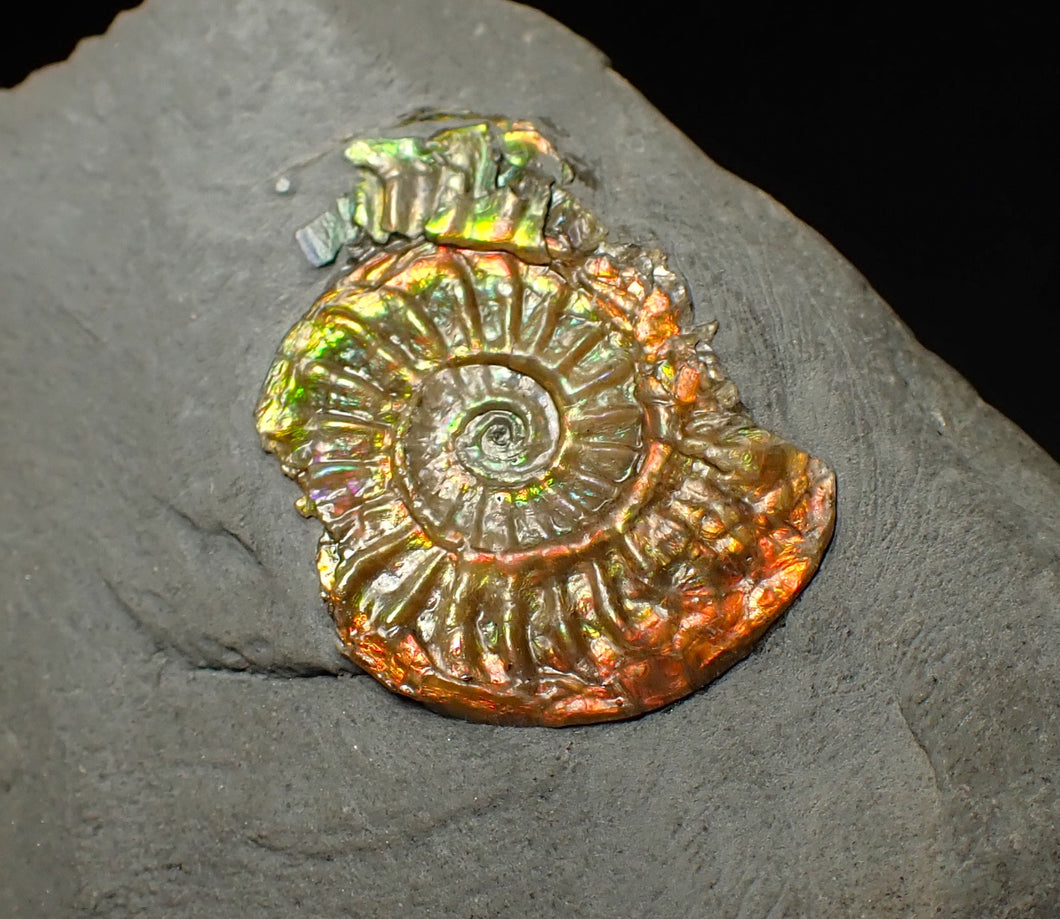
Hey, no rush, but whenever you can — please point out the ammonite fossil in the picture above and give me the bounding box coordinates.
[256,119,835,725]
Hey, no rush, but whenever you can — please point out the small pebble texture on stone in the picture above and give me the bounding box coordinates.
[1,1,1056,916]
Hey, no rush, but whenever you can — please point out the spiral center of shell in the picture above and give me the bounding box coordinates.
[398,362,570,553]
[457,408,530,476]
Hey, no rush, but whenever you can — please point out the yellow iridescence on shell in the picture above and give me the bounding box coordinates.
[256,120,835,725]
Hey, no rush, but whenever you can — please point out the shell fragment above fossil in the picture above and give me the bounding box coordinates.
[255,118,836,726]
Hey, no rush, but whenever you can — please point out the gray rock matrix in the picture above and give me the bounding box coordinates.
[1,1,1056,916]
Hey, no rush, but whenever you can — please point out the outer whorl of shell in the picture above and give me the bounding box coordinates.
[256,119,835,725]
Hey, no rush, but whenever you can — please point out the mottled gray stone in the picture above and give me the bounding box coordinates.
[1,1,1056,916]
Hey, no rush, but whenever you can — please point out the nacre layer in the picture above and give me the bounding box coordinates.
[256,120,835,725]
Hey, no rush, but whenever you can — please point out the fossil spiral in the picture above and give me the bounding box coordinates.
[256,119,835,725]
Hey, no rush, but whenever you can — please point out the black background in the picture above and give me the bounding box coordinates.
[4,4,1056,460]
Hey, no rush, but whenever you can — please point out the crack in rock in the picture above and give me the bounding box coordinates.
[101,576,360,681]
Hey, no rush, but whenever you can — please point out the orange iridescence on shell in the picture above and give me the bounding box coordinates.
[256,241,835,725]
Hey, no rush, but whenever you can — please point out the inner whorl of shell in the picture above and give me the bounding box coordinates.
[255,119,836,726]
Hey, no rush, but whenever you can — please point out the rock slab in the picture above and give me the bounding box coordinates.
[1,1,1057,916]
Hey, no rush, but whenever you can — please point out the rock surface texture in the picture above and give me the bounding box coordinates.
[1,1,1056,916]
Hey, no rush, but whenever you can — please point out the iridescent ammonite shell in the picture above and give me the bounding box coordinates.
[256,119,835,725]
